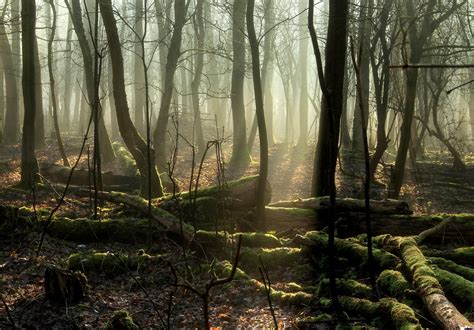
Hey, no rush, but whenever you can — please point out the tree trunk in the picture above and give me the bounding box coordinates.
[153,0,187,174]
[311,0,349,197]
[46,0,69,167]
[0,69,3,143]
[229,0,250,171]
[100,0,164,198]
[133,0,145,135]
[191,0,206,154]
[19,0,40,188]
[296,0,309,147]
[66,0,115,164]
[62,15,73,130]
[247,0,268,230]
[261,0,275,146]
[0,15,19,144]
[33,39,46,148]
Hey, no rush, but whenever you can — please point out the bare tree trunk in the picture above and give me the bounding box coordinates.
[19,0,40,188]
[229,0,250,171]
[261,0,275,146]
[153,0,187,174]
[191,0,206,154]
[66,0,115,164]
[247,0,268,230]
[46,0,69,167]
[33,39,46,148]
[296,0,309,148]
[133,0,145,135]
[100,0,164,198]
[0,69,4,143]
[0,15,19,144]
[62,15,73,130]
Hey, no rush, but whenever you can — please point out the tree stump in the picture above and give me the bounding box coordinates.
[44,266,87,306]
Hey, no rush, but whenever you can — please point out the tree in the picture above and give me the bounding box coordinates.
[99,0,164,198]
[33,38,45,148]
[133,0,145,135]
[296,0,309,148]
[0,3,19,144]
[261,0,275,146]
[19,0,40,188]
[311,0,349,197]
[229,0,250,171]
[65,0,115,164]
[387,0,467,199]
[190,0,206,154]
[247,0,268,230]
[46,0,69,167]
[153,0,187,175]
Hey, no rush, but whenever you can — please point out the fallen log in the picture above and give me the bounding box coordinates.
[263,210,474,245]
[160,175,272,210]
[269,196,411,215]
[428,257,474,282]
[423,246,474,267]
[433,268,474,309]
[40,163,141,191]
[374,235,472,329]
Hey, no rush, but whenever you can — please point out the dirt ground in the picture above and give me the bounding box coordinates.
[1,139,473,328]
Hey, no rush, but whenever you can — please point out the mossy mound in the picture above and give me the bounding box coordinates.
[240,247,304,269]
[377,270,414,299]
[106,310,139,330]
[318,278,372,299]
[67,251,163,275]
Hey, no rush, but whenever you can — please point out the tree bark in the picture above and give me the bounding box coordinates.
[19,0,40,188]
[153,0,187,174]
[99,0,164,198]
[133,0,145,135]
[229,0,250,171]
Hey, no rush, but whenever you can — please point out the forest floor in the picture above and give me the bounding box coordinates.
[1,139,473,328]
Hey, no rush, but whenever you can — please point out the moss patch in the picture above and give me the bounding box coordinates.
[106,310,139,330]
[432,267,474,307]
[429,257,474,281]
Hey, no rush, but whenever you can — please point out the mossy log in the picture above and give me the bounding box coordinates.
[218,261,314,306]
[269,196,411,214]
[240,247,304,269]
[65,191,195,242]
[193,230,283,250]
[429,257,474,281]
[40,163,141,191]
[376,270,414,300]
[264,210,474,245]
[67,251,163,275]
[423,246,474,267]
[161,175,271,210]
[432,267,474,308]
[294,231,399,271]
[318,278,372,299]
[375,235,472,329]
[339,296,421,329]
[44,266,88,306]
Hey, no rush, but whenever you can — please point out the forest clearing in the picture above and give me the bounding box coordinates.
[1,0,474,328]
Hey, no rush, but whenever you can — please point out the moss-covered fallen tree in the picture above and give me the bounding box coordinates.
[429,257,474,281]
[67,251,164,275]
[294,231,399,271]
[375,235,472,329]
[423,246,474,267]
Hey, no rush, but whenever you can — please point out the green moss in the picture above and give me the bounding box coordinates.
[377,270,413,298]
[432,267,474,307]
[240,247,304,269]
[106,310,139,330]
[379,298,421,329]
[67,251,162,275]
[250,279,313,306]
[218,260,249,281]
[429,257,474,281]
[237,232,282,248]
[304,231,399,270]
[47,217,165,243]
[113,142,138,176]
[318,278,372,299]
[423,247,474,267]
[339,296,420,329]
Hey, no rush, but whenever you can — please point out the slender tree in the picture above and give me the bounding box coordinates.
[46,0,69,167]
[229,0,250,171]
[247,0,268,230]
[19,0,40,188]
[133,0,145,134]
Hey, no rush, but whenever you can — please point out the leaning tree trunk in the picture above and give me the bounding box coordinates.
[99,0,164,198]
[133,0,145,135]
[19,0,40,188]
